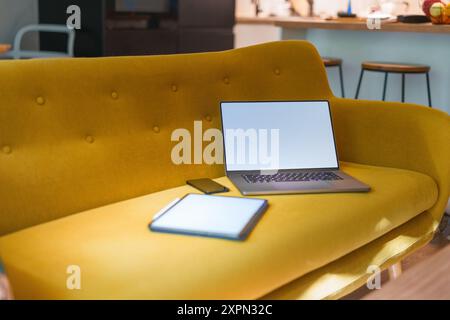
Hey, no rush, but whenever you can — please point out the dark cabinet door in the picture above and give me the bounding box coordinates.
[104,30,178,56]
[178,0,235,28]
[179,29,234,53]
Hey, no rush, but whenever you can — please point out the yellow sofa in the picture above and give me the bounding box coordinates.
[0,41,448,299]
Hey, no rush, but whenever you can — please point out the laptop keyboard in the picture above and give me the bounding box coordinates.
[242,172,343,184]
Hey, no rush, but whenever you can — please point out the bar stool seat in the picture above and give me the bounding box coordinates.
[355,61,432,107]
[323,57,342,67]
[322,57,345,97]
[361,62,430,74]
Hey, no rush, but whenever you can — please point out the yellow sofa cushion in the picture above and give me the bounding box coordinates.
[0,162,437,299]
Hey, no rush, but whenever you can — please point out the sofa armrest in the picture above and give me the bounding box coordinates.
[330,98,450,222]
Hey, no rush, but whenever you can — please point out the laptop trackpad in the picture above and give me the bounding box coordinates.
[272,181,330,191]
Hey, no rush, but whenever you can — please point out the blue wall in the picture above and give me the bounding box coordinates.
[283,28,450,113]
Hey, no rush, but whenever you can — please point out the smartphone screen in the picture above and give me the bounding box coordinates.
[186,179,229,194]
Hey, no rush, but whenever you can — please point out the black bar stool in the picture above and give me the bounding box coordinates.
[355,61,432,107]
[323,57,345,98]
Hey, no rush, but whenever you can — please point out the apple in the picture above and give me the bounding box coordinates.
[430,2,446,23]
[430,2,445,16]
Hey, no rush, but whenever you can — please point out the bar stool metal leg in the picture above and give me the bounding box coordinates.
[426,72,432,107]
[401,73,406,103]
[338,64,345,98]
[382,72,388,101]
[355,69,364,99]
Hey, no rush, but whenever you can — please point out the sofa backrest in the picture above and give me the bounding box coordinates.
[0,41,332,235]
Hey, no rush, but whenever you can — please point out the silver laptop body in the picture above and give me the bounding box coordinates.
[220,101,370,196]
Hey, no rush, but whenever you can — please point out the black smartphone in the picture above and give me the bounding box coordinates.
[186,179,229,194]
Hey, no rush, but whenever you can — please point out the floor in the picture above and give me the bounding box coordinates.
[342,213,450,300]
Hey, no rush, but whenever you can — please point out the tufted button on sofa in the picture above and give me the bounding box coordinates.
[0,41,448,299]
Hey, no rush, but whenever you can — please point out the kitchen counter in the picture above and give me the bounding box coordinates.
[235,16,450,114]
[237,16,450,34]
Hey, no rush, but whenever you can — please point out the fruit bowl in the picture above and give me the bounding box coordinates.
[419,0,450,24]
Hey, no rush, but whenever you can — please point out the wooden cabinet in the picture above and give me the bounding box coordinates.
[38,0,235,57]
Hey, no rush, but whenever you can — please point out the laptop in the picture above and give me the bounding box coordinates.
[220,101,370,195]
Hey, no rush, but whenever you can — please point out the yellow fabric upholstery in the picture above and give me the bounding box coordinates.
[262,210,438,300]
[0,163,438,299]
[0,41,331,236]
[0,41,448,299]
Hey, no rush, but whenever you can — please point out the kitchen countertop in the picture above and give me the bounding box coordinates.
[237,16,450,34]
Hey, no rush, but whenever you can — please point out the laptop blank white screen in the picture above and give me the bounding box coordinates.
[221,101,339,172]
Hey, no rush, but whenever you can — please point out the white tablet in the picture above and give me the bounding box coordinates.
[149,194,268,241]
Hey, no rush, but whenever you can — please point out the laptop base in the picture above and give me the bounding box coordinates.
[228,170,370,196]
